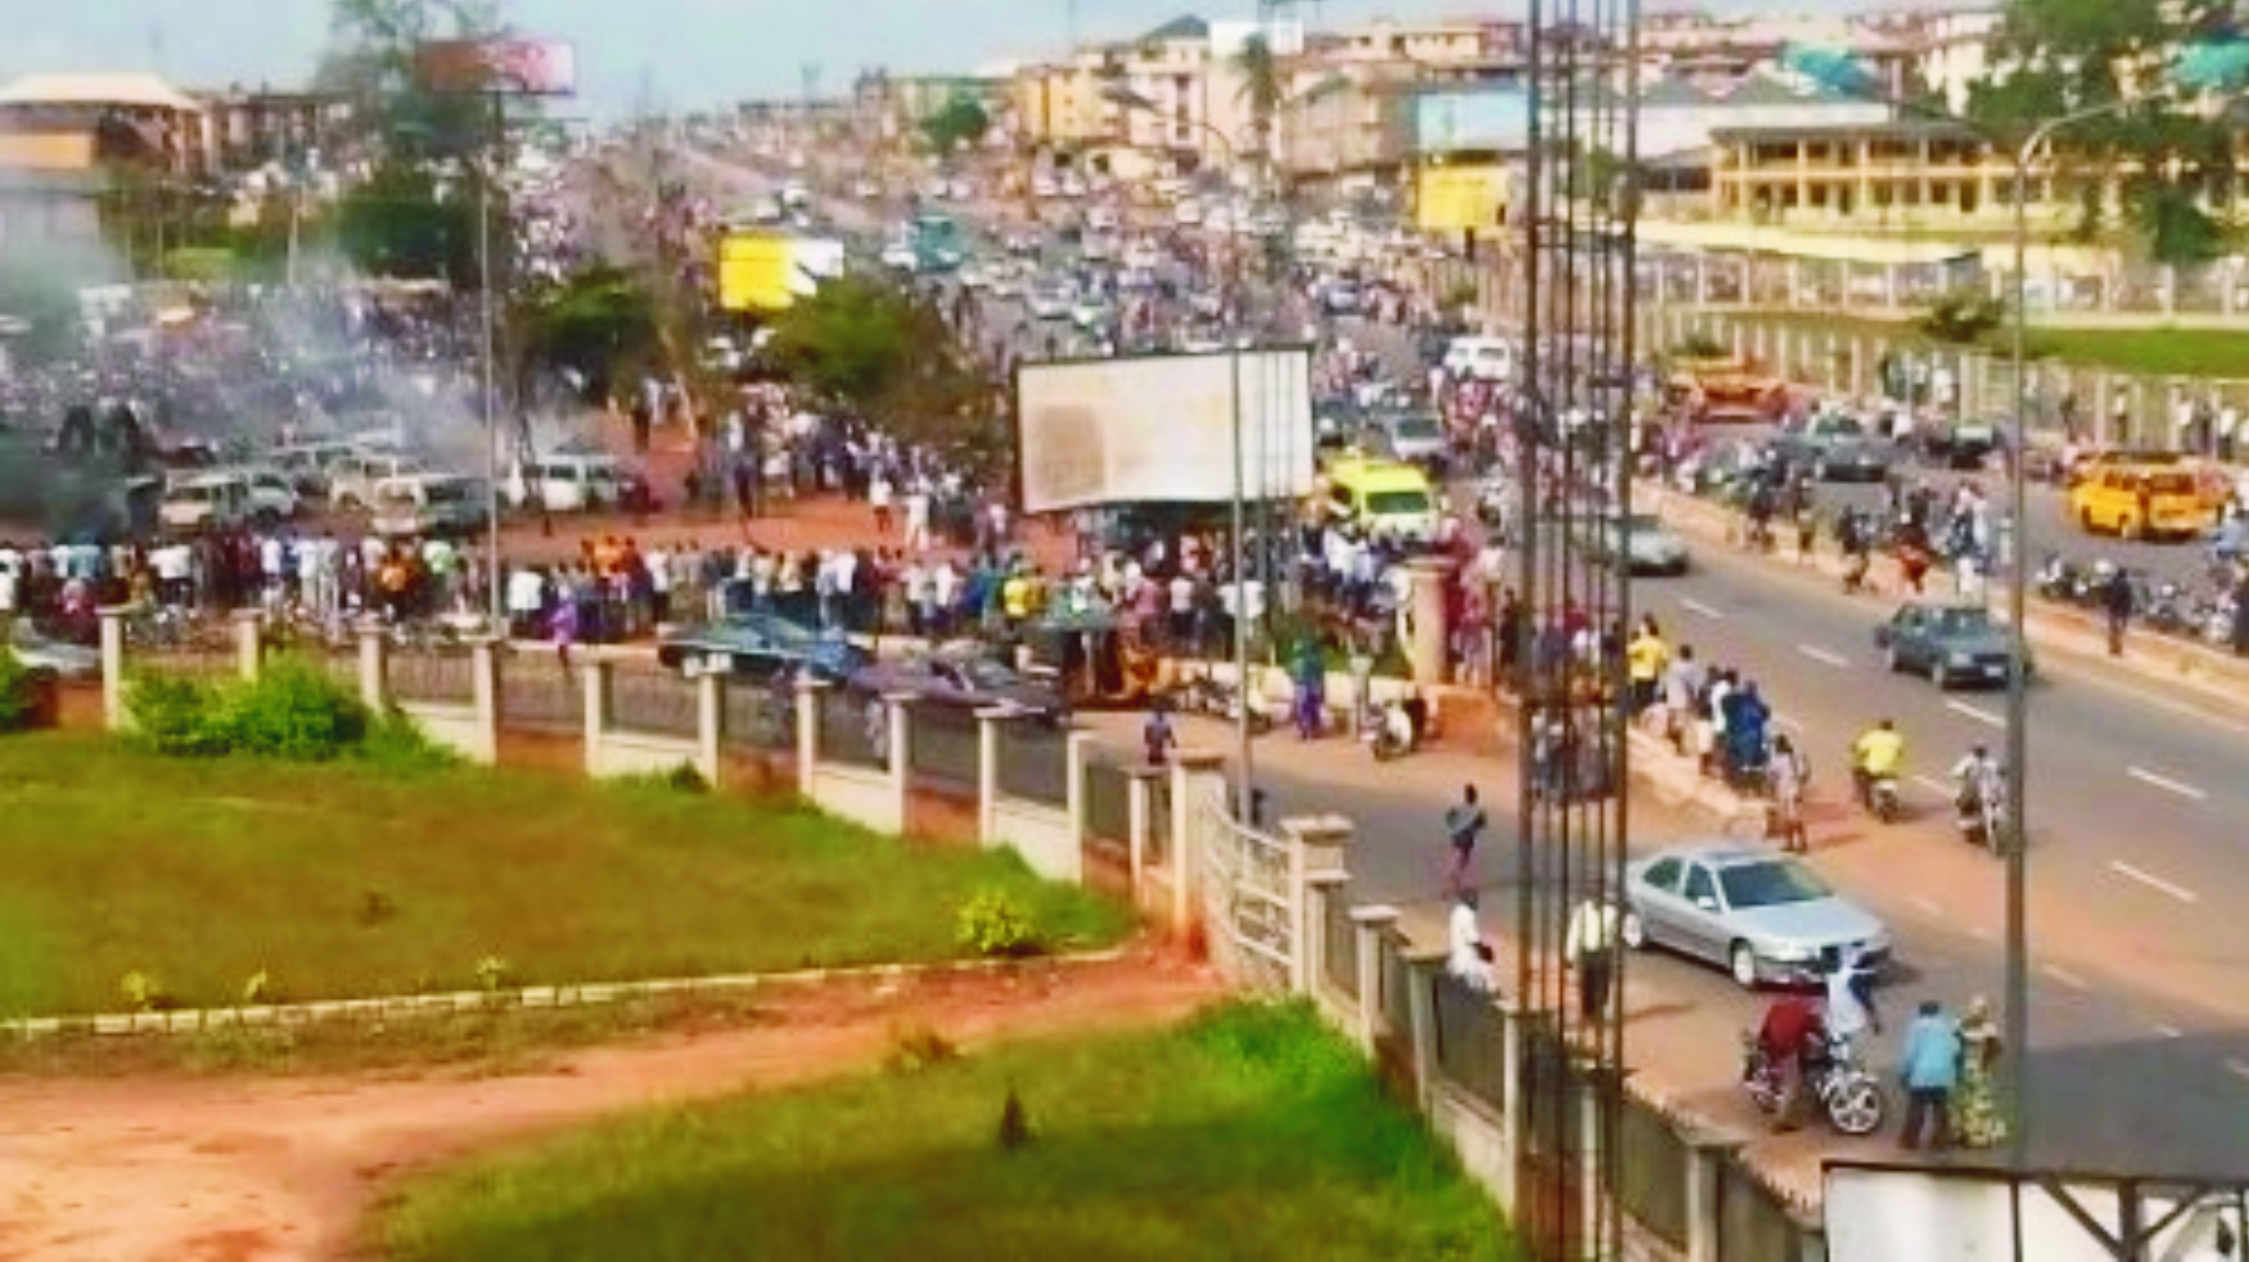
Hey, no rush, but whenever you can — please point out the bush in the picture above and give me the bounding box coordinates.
[955,889,1043,958]
[1919,289,2006,345]
[127,664,378,761]
[0,652,53,732]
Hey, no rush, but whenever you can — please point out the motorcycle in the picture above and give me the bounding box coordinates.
[1362,697,1420,762]
[1172,674,1275,737]
[1741,1031,1888,1137]
[1956,776,2005,855]
[1854,766,1901,823]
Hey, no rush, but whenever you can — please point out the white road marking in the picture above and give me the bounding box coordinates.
[1911,773,1952,796]
[1968,925,1996,942]
[2228,1058,2249,1082]
[2127,766,2208,802]
[2041,964,2092,992]
[1910,895,1943,917]
[2153,1024,2185,1040]
[1772,712,1806,733]
[1796,644,1851,668]
[1946,700,2004,728]
[2108,860,2200,905]
[1681,598,1725,620]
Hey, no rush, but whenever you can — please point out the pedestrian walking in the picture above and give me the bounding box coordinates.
[1142,702,1177,767]
[1952,996,2008,1149]
[1896,999,1961,1151]
[1442,784,1487,896]
[1565,897,1620,1023]
[1768,732,1810,853]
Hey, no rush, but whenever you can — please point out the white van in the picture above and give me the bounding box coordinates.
[1443,336,1516,383]
[371,474,491,539]
[160,473,251,533]
[506,452,627,513]
[329,452,427,510]
[210,465,303,523]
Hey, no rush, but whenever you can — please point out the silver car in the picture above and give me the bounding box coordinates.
[1622,844,1890,988]
[6,621,100,680]
[1577,511,1690,576]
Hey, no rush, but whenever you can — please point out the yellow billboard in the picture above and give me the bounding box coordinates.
[1415,164,1507,232]
[718,232,796,312]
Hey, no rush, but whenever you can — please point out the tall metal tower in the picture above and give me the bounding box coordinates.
[1510,0,1642,1255]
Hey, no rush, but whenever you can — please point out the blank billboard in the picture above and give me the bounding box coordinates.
[1016,350,1313,514]
[1414,88,1529,153]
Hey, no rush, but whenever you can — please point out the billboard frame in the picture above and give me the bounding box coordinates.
[1824,1158,2249,1262]
[1009,344,1317,514]
[415,38,580,98]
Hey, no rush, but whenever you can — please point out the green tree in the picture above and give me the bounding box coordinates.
[1967,0,2237,265]
[515,265,660,402]
[918,94,991,157]
[331,163,478,283]
[767,275,1005,475]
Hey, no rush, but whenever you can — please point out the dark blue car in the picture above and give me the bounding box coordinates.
[655,611,866,684]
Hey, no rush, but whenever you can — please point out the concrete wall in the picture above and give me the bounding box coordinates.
[809,763,906,835]
[989,797,1081,883]
[397,701,494,766]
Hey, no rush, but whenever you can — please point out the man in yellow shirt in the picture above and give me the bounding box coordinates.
[1850,718,1906,809]
[1626,618,1669,715]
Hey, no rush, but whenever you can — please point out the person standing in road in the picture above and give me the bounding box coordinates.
[1768,732,1810,853]
[1565,897,1620,1023]
[1626,617,1669,717]
[1896,999,1961,1152]
[2103,566,2135,656]
[1442,784,1488,897]
[1952,995,2008,1150]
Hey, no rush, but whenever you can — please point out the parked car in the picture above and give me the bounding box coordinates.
[1574,511,1690,576]
[328,452,427,511]
[1622,844,1892,989]
[160,472,251,534]
[654,610,867,683]
[1772,413,1892,482]
[5,620,99,680]
[506,451,650,514]
[1918,416,2002,468]
[1374,410,1449,470]
[370,473,492,539]
[849,644,1066,723]
[1873,599,2031,689]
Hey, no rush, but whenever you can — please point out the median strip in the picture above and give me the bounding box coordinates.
[2108,860,2200,904]
[2127,766,2208,801]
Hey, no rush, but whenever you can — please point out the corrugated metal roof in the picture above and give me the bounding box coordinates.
[0,73,204,114]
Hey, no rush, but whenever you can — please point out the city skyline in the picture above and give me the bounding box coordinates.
[0,0,1903,119]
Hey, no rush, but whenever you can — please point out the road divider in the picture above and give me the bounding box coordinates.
[2108,860,2200,904]
[2126,766,2208,801]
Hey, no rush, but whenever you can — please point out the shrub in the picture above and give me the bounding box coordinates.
[119,969,176,1013]
[0,652,51,732]
[955,889,1043,958]
[1919,289,2006,345]
[1675,332,1727,360]
[475,955,513,993]
[126,674,231,756]
[241,970,275,1006]
[359,708,459,771]
[207,661,367,760]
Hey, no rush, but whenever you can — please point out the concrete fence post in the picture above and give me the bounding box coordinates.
[97,605,130,731]
[1064,728,1094,843]
[1492,996,1523,1218]
[695,668,724,785]
[1124,766,1157,909]
[974,704,1012,847]
[1684,1135,1738,1262]
[230,609,262,682]
[1350,903,1399,1054]
[1168,750,1226,942]
[1289,813,1353,879]
[1279,816,1314,994]
[1404,947,1446,1113]
[884,691,915,822]
[464,636,500,765]
[579,651,612,778]
[1304,871,1348,1002]
[795,675,829,798]
[355,617,387,713]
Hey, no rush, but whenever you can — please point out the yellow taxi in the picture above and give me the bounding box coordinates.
[2068,460,2219,541]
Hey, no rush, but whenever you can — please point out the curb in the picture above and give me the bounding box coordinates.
[0,947,1134,1042]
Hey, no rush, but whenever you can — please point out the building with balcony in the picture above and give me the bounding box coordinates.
[0,73,206,267]
[197,85,355,172]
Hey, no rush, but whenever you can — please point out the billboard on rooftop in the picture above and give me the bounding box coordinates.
[1413,87,1530,154]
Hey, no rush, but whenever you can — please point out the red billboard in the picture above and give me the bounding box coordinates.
[416,38,578,96]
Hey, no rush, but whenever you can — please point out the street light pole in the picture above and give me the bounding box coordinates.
[479,88,504,627]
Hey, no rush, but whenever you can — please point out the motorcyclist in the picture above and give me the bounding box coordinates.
[1755,992,1825,1133]
[1850,718,1906,808]
[1951,743,2006,833]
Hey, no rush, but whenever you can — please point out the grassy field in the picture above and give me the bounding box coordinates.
[1695,310,2249,379]
[373,1001,1518,1262]
[0,733,1130,1016]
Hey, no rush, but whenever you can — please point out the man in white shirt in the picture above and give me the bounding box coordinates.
[1565,898,1620,1022]
[1447,892,1497,994]
[902,483,932,552]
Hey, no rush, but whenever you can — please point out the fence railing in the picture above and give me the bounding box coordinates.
[1431,972,1508,1114]
[996,721,1069,806]
[906,704,980,790]
[1084,758,1132,844]
[606,660,698,738]
[816,687,885,769]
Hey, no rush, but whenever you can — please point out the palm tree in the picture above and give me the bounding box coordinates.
[1233,33,1281,173]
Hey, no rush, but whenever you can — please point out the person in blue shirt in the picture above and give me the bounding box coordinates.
[1896,999,1961,1151]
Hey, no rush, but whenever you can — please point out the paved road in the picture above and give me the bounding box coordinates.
[654,145,2249,1176]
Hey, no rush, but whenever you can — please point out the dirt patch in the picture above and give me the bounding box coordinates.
[0,951,1220,1262]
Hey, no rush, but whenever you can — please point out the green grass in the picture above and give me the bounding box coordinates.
[371,1001,1519,1262]
[0,732,1131,1016]
[1699,310,2249,379]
